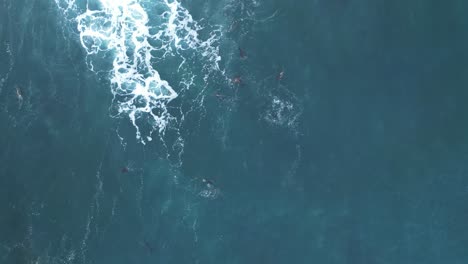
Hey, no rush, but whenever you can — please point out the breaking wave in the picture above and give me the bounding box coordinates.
[55,0,223,144]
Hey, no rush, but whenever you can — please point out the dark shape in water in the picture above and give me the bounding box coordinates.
[228,20,239,32]
[121,167,129,173]
[232,76,242,84]
[140,240,155,254]
[239,47,247,59]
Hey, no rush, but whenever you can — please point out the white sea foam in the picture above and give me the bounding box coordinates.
[0,42,14,93]
[55,0,222,144]
[198,188,221,199]
[264,95,301,129]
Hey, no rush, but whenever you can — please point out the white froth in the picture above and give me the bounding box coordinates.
[56,0,222,144]
[75,1,178,143]
[265,96,301,128]
[0,42,14,92]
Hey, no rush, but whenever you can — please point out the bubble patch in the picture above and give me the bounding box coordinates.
[264,95,301,129]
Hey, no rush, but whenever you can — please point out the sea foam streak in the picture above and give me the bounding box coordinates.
[56,0,222,144]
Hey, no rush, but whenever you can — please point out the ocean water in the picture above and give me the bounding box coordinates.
[1,0,468,263]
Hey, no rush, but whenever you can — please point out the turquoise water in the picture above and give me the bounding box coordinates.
[1,0,468,263]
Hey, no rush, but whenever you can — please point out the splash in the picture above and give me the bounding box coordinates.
[55,0,222,144]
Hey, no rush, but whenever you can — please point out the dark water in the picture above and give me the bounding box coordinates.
[1,0,468,263]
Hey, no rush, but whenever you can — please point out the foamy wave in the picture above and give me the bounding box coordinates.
[55,0,222,144]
